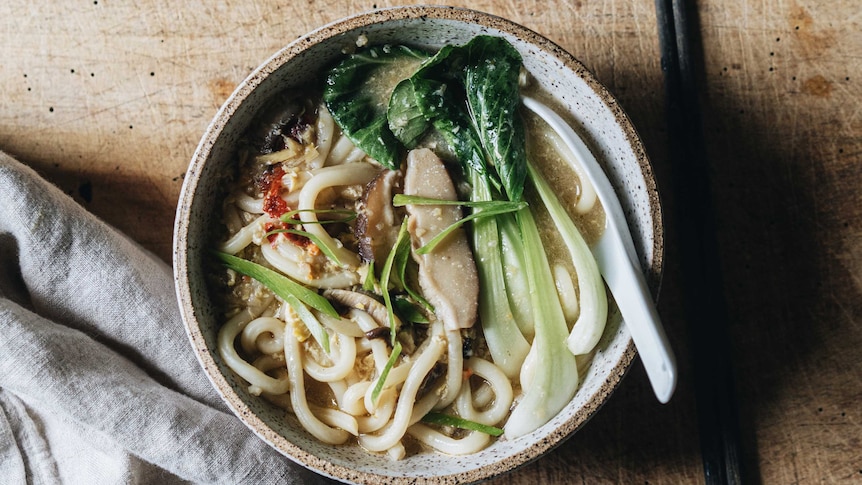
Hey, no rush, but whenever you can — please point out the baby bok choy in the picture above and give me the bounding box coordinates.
[322,35,609,439]
[396,36,533,380]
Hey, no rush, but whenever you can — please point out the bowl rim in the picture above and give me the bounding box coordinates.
[173,5,663,484]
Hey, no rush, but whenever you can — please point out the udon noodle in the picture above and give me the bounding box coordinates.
[213,48,606,459]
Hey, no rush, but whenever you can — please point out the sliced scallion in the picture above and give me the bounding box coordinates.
[215,252,333,353]
[362,260,377,292]
[371,341,402,404]
[393,195,527,255]
[379,217,410,345]
[421,412,504,436]
[391,218,432,311]
[280,208,357,225]
[265,228,345,266]
[393,296,430,324]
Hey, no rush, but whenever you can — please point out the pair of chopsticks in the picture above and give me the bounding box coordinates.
[653,0,745,484]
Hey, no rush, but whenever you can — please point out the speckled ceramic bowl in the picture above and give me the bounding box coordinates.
[174,5,662,484]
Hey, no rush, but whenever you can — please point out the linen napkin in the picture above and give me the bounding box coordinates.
[0,152,332,484]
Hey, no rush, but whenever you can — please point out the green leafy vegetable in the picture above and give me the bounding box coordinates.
[388,79,429,148]
[421,412,504,436]
[406,48,495,185]
[460,36,527,202]
[216,252,334,352]
[399,36,526,198]
[323,45,428,169]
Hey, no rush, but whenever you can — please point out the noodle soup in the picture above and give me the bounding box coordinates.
[175,7,665,483]
[211,36,611,460]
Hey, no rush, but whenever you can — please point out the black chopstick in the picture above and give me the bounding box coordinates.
[653,0,745,483]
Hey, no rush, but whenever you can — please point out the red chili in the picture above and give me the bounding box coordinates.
[260,165,289,218]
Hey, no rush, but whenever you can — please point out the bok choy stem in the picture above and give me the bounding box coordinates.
[504,207,580,438]
[497,211,535,339]
[468,171,530,379]
[526,161,608,355]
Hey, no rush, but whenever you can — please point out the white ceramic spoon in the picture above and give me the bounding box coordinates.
[522,96,677,403]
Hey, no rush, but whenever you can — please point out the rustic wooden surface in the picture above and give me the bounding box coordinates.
[697,1,862,483]
[0,0,858,483]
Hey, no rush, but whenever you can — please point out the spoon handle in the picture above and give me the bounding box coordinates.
[522,96,677,403]
[594,227,677,403]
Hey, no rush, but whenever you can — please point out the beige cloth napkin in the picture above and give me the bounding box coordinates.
[0,152,332,484]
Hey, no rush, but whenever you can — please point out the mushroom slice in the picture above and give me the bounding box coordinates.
[403,148,479,330]
[323,289,399,329]
[355,169,403,263]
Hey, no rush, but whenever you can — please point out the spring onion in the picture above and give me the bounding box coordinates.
[379,218,410,345]
[264,228,346,267]
[421,412,504,437]
[371,341,402,404]
[216,252,334,353]
[393,194,527,255]
[280,208,357,224]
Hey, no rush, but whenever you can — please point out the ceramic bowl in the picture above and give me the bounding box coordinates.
[174,5,663,484]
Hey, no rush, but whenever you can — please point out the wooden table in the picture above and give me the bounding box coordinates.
[2,1,859,483]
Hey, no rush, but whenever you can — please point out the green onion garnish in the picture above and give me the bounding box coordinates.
[362,260,377,291]
[279,208,357,224]
[264,228,345,266]
[393,195,527,254]
[421,412,504,436]
[215,252,334,352]
[393,194,526,210]
[391,218,433,311]
[379,218,409,345]
[371,341,402,404]
[413,204,524,255]
[393,296,430,324]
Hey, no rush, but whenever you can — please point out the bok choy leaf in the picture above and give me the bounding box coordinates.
[461,36,527,202]
[388,79,429,148]
[323,45,428,169]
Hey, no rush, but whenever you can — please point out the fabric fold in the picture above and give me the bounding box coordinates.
[0,152,330,484]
